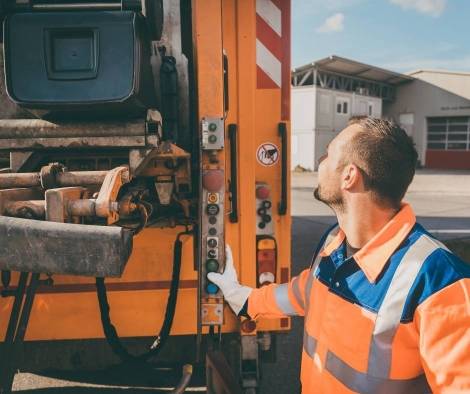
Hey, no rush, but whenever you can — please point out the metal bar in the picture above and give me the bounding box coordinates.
[0,119,146,139]
[298,69,312,86]
[0,273,40,394]
[0,170,108,189]
[0,217,133,277]
[0,272,29,393]
[0,173,40,189]
[4,200,45,219]
[32,2,121,10]
[68,199,97,217]
[228,124,238,223]
[206,349,244,394]
[278,122,287,216]
[0,137,147,151]
[2,273,29,346]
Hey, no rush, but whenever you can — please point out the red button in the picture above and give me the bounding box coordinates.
[256,186,270,200]
[203,170,224,192]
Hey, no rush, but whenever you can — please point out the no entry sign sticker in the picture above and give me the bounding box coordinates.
[257,142,279,166]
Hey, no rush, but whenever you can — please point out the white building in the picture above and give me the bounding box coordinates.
[385,70,470,169]
[292,56,470,170]
[291,56,411,171]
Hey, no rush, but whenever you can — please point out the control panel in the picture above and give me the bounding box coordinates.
[255,183,273,236]
[200,117,225,326]
[201,117,224,150]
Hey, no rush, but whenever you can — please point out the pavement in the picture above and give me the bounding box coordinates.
[11,169,470,393]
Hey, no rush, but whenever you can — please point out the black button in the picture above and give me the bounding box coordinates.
[207,238,218,248]
[208,249,217,259]
[258,222,266,229]
[208,216,217,225]
[208,227,217,235]
[206,204,220,216]
[262,200,272,209]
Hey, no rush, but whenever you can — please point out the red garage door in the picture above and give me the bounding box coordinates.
[426,116,470,169]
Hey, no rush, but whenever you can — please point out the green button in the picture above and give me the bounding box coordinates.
[206,259,219,272]
[209,123,217,131]
[208,135,217,143]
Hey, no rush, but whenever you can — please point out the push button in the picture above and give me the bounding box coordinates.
[206,283,219,294]
[206,259,219,272]
[206,204,220,216]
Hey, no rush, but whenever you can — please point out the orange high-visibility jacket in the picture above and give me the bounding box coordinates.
[248,204,470,393]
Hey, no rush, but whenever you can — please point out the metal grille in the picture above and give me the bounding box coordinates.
[427,116,470,150]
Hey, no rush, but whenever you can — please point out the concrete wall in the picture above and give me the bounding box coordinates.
[313,87,382,169]
[384,79,470,166]
[291,86,316,170]
[409,70,470,101]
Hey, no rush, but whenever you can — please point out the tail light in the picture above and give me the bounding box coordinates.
[256,237,277,286]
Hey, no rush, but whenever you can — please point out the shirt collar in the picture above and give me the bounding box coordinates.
[319,203,416,283]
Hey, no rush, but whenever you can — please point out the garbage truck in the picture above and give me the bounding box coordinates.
[0,0,291,392]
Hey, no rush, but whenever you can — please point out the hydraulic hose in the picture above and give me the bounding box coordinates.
[95,228,192,364]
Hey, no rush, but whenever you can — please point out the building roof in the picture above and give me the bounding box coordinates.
[293,55,414,85]
[407,69,470,77]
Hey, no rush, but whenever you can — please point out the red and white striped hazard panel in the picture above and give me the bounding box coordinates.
[256,0,291,119]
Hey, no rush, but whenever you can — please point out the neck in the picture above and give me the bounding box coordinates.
[335,198,399,249]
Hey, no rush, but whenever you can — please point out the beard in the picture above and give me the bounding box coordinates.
[314,184,345,212]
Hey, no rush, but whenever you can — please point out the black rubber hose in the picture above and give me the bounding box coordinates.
[96,229,191,364]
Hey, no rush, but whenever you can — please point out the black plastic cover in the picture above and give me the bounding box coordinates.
[3,11,155,116]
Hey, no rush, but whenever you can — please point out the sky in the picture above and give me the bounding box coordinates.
[292,0,470,74]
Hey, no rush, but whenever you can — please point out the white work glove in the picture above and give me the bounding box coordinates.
[207,245,253,315]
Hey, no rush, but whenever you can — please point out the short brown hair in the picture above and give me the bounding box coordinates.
[345,117,418,209]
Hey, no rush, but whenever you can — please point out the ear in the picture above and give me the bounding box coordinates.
[341,164,361,190]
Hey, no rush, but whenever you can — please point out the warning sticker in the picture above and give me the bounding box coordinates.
[256,143,279,166]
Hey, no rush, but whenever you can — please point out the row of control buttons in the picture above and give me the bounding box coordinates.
[256,186,272,230]
[205,189,221,295]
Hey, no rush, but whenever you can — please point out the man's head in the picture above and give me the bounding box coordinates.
[314,117,418,212]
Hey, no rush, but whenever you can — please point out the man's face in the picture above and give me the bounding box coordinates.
[314,125,359,210]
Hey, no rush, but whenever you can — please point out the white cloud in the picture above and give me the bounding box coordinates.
[389,0,446,17]
[316,13,345,33]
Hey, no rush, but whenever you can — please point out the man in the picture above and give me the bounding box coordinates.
[208,117,470,393]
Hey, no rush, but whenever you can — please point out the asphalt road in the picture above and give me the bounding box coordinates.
[11,170,470,393]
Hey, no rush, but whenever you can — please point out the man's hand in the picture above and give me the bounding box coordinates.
[207,245,252,315]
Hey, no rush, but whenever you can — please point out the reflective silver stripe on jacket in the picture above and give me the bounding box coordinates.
[274,283,297,315]
[325,234,443,393]
[326,351,432,394]
[303,331,317,358]
[291,276,305,310]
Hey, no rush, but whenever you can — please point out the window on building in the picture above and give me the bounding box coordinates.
[427,116,470,151]
[336,98,350,115]
[368,103,373,116]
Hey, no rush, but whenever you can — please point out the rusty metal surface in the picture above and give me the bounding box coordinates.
[0,169,108,189]
[0,216,133,277]
[45,187,86,222]
[67,198,97,218]
[95,167,130,224]
[4,200,45,219]
[0,118,147,138]
[0,188,44,215]
[0,136,148,150]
